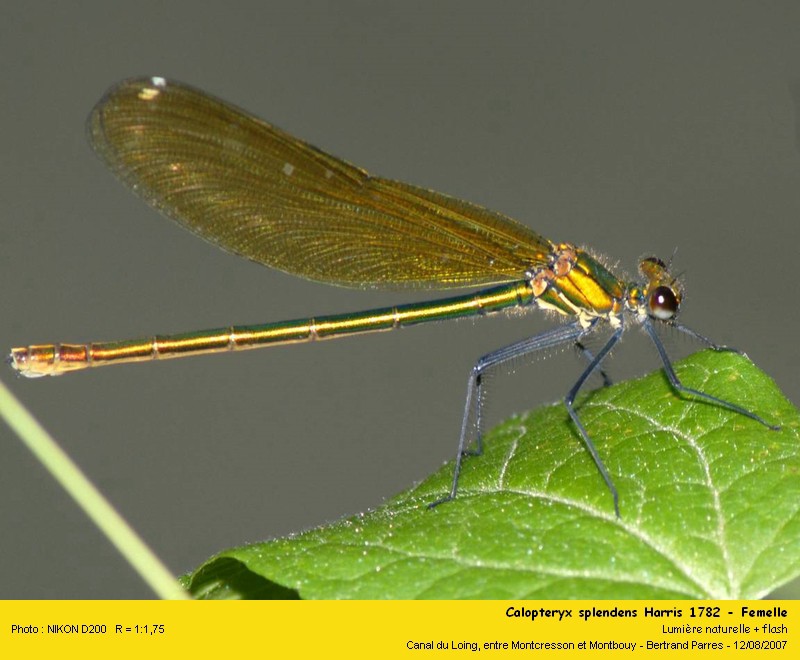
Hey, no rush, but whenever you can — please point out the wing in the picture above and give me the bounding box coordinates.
[88,77,554,289]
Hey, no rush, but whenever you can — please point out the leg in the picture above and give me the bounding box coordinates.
[565,327,625,518]
[575,340,613,387]
[643,319,780,430]
[428,321,588,509]
[671,321,741,354]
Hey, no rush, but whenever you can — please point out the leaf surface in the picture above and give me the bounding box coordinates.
[182,351,800,599]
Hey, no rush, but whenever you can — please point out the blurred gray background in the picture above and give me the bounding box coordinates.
[1,2,798,598]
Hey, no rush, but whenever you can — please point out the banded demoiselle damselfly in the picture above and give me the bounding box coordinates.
[9,77,779,517]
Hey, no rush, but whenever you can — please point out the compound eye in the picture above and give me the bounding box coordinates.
[648,286,678,320]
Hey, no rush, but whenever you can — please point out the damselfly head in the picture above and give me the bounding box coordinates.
[638,256,683,322]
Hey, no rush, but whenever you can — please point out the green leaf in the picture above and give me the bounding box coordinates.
[182,350,800,599]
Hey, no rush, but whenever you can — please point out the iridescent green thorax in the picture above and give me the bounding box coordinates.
[526,244,626,326]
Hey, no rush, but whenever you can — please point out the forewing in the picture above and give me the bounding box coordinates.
[88,77,554,289]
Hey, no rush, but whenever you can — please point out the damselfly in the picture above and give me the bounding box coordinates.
[9,77,778,516]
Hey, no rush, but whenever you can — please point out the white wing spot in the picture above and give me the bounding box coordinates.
[138,77,167,101]
[283,162,295,176]
[138,86,161,101]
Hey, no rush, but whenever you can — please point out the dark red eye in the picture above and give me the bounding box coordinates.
[648,286,678,320]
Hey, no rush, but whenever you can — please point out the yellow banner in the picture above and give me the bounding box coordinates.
[1,600,793,658]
